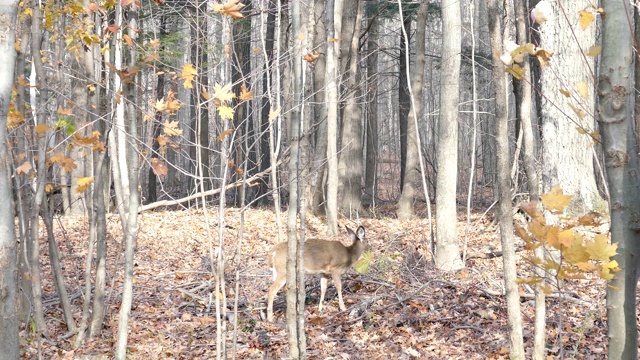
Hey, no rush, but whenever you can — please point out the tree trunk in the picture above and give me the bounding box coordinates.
[435,0,463,271]
[309,0,328,214]
[338,0,363,217]
[325,0,341,235]
[0,0,20,356]
[397,17,410,190]
[537,0,604,214]
[513,0,544,358]
[398,1,428,220]
[363,9,378,208]
[487,0,525,357]
[599,2,640,358]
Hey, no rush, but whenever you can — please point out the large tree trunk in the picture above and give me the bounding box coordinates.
[0,1,20,357]
[309,0,328,214]
[398,1,428,220]
[487,0,525,357]
[363,9,378,208]
[537,0,604,214]
[338,0,363,217]
[434,0,463,271]
[600,2,640,359]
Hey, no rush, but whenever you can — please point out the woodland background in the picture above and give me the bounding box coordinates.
[0,0,638,359]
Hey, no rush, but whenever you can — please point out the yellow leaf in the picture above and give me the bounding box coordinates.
[585,234,617,262]
[575,261,597,272]
[35,124,50,134]
[546,226,562,250]
[213,0,245,19]
[269,107,281,121]
[541,185,571,212]
[180,64,198,89]
[578,10,595,30]
[557,229,575,248]
[586,46,601,57]
[519,201,545,224]
[45,183,54,192]
[15,161,32,175]
[163,120,183,136]
[558,87,570,97]
[529,221,548,242]
[535,48,553,67]
[216,129,234,141]
[576,81,589,99]
[76,176,94,193]
[217,105,235,120]
[213,83,234,103]
[505,64,526,80]
[239,84,253,102]
[564,239,590,264]
[568,103,587,119]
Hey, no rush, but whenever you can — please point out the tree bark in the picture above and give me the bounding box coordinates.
[398,1,428,220]
[338,0,363,217]
[486,0,525,357]
[537,0,604,214]
[599,2,640,358]
[0,0,20,357]
[325,0,341,235]
[435,0,463,271]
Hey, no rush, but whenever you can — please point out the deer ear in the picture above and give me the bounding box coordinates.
[356,226,365,239]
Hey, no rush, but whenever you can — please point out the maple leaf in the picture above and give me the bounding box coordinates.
[505,64,526,80]
[16,161,32,175]
[557,229,575,249]
[578,10,595,30]
[303,50,320,63]
[535,48,553,67]
[585,234,617,262]
[576,81,589,99]
[587,46,601,57]
[541,185,571,212]
[355,250,373,274]
[213,0,245,19]
[180,64,198,89]
[45,184,54,192]
[150,158,168,177]
[154,98,166,111]
[268,107,281,121]
[239,84,252,102]
[217,104,235,120]
[76,176,94,193]
[35,124,50,134]
[216,128,234,141]
[163,120,183,136]
[519,201,545,224]
[564,239,590,264]
[213,83,234,104]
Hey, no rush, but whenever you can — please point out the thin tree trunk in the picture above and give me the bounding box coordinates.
[363,10,378,208]
[42,199,76,332]
[398,1,428,220]
[487,0,525,357]
[600,2,640,358]
[325,0,341,235]
[397,17,410,191]
[513,0,544,358]
[435,0,463,271]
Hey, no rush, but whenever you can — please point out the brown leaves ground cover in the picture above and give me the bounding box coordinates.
[28,205,612,359]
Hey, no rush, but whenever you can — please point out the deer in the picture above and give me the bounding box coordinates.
[266,225,368,322]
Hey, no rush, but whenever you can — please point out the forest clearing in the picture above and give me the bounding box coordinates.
[25,205,610,359]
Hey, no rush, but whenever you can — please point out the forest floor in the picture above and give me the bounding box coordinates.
[26,204,612,359]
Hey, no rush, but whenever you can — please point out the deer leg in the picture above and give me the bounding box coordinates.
[319,276,328,311]
[267,275,286,322]
[332,272,346,311]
